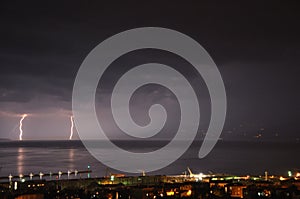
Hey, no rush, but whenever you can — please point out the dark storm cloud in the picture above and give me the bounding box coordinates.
[0,1,299,139]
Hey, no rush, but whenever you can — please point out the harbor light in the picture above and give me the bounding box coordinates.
[19,174,23,181]
[39,172,44,180]
[67,170,71,179]
[58,171,62,179]
[8,174,13,182]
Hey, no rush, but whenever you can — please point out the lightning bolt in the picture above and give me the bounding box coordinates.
[69,116,74,140]
[19,114,28,141]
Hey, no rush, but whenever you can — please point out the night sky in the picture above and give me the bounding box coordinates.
[0,1,299,141]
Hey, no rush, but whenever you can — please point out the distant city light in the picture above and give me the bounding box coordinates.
[186,190,192,196]
[199,173,203,181]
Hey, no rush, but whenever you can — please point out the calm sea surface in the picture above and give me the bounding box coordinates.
[0,140,299,179]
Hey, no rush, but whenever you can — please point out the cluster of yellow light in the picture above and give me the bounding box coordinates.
[27,184,44,188]
[186,190,192,196]
[166,191,175,196]
[279,176,286,181]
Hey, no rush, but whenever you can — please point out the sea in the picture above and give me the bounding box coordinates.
[0,140,299,180]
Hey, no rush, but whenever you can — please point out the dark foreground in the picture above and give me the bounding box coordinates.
[1,174,300,199]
